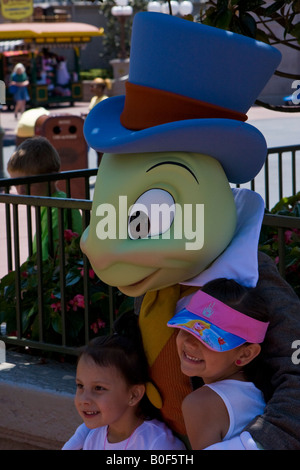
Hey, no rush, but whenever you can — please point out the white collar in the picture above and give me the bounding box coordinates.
[181,188,265,290]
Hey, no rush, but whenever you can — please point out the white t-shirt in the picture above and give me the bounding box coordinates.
[204,379,266,445]
[63,419,186,450]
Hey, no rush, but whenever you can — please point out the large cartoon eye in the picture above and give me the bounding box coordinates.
[128,189,175,240]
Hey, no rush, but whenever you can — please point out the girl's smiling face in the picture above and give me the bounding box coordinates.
[176,329,243,384]
[74,355,136,431]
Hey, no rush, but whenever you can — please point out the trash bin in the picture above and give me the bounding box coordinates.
[35,114,88,199]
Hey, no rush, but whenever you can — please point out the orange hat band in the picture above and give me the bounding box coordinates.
[120,82,248,131]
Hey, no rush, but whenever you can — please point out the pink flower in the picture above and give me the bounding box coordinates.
[51,301,61,312]
[90,318,106,334]
[51,293,72,312]
[79,268,95,279]
[89,269,95,279]
[64,229,79,242]
[50,293,61,311]
[285,230,294,244]
[69,294,85,311]
[97,318,106,329]
[90,322,97,333]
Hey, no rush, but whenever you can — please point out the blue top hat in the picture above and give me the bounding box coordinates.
[84,12,281,184]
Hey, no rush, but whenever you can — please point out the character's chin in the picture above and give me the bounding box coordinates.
[118,270,160,297]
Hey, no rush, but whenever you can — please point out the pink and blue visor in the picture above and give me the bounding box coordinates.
[167,291,269,352]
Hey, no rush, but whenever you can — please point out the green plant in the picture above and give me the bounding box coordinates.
[0,229,134,347]
[199,1,300,112]
[259,192,300,297]
[200,0,300,45]
[80,68,113,81]
[99,0,147,61]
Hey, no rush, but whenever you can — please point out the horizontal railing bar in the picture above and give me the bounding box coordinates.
[0,194,93,209]
[263,213,300,229]
[267,144,300,153]
[0,168,98,188]
[2,337,80,356]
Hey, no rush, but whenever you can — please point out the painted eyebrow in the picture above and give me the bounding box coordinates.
[146,161,199,184]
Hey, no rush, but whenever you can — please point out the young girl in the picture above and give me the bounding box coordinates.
[63,312,186,450]
[9,63,30,119]
[168,278,269,450]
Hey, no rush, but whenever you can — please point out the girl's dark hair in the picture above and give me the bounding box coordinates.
[200,278,273,400]
[79,311,160,420]
[201,278,269,323]
[7,136,61,175]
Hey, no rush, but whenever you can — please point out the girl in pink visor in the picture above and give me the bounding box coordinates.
[168,278,269,450]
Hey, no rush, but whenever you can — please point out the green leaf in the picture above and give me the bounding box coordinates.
[215,9,233,30]
[0,270,16,289]
[91,291,109,303]
[65,269,82,287]
[217,0,229,8]
[293,0,300,13]
[290,21,300,38]
[256,28,271,43]
[264,0,285,16]
[66,310,84,339]
[51,311,63,335]
[22,305,36,334]
[117,296,134,315]
[239,12,257,37]
[202,7,218,26]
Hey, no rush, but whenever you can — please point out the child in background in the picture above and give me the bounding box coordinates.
[7,136,82,260]
[63,312,186,450]
[88,77,111,111]
[168,278,269,450]
[9,63,30,119]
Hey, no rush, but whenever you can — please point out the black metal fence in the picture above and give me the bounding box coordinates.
[236,144,300,210]
[0,145,299,356]
[0,169,97,272]
[264,145,299,209]
[0,168,112,356]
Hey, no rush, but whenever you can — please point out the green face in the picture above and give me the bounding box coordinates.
[80,152,237,296]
